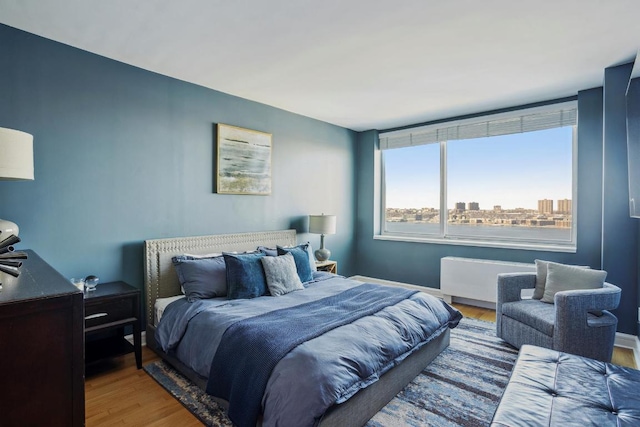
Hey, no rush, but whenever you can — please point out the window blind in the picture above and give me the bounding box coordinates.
[379,101,577,150]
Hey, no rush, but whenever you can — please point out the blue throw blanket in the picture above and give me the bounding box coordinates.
[207,283,418,427]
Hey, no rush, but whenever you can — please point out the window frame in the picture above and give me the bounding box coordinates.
[375,103,578,253]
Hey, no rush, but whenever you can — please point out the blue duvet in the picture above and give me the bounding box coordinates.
[156,274,461,427]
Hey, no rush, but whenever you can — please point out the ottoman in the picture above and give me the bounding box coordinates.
[491,345,640,426]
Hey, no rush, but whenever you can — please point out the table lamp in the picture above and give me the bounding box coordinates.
[308,214,336,261]
[0,127,34,282]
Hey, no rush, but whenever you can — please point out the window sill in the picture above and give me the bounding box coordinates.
[373,233,576,253]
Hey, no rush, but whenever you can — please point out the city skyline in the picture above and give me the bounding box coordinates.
[387,198,573,213]
[384,126,573,210]
[386,198,573,231]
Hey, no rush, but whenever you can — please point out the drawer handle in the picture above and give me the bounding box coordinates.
[85,313,108,320]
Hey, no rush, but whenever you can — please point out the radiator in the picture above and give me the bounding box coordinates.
[440,257,535,304]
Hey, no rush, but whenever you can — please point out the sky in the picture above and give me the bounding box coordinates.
[384,126,573,210]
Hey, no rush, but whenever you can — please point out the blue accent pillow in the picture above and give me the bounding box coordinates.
[172,255,227,302]
[256,246,278,257]
[223,252,268,299]
[277,245,313,283]
[259,243,316,271]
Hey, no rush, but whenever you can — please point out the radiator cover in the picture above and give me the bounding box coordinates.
[440,256,535,304]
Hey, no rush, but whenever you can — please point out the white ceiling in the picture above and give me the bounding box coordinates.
[1,0,639,131]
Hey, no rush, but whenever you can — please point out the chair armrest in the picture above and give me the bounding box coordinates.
[497,273,536,304]
[496,273,536,338]
[555,282,621,319]
[554,283,621,360]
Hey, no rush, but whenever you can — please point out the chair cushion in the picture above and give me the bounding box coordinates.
[500,299,555,336]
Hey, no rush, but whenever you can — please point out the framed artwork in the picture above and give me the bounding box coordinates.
[216,124,272,195]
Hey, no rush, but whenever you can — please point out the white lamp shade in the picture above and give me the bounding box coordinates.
[0,127,34,180]
[309,214,337,235]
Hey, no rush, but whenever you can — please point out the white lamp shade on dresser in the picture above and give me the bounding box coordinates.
[0,127,34,181]
[308,214,337,235]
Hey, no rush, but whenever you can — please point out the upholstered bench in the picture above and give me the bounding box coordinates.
[491,345,640,426]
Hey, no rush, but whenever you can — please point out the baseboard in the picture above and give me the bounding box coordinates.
[448,296,496,310]
[615,332,640,368]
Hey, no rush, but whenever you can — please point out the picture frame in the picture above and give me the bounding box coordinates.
[216,124,272,195]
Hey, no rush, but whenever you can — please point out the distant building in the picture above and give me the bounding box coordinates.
[455,202,466,212]
[468,202,479,211]
[557,199,572,214]
[538,199,553,214]
[494,205,502,212]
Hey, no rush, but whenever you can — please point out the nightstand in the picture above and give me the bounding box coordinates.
[84,281,142,369]
[316,260,338,274]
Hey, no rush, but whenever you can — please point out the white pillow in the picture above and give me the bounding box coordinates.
[533,260,588,300]
[260,253,304,297]
[541,262,607,303]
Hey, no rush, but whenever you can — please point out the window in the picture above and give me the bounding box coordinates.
[378,102,577,251]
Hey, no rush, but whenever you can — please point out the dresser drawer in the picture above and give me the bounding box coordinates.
[85,297,134,328]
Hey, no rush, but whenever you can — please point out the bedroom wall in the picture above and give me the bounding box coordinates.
[355,81,639,335]
[602,63,639,336]
[0,24,357,311]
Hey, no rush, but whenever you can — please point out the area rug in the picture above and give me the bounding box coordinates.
[144,318,518,426]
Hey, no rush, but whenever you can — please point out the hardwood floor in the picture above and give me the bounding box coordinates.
[85,303,637,426]
[85,347,201,426]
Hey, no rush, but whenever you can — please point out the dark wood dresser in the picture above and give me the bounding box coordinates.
[0,250,85,426]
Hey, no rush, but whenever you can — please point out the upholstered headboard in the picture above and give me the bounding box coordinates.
[143,229,297,326]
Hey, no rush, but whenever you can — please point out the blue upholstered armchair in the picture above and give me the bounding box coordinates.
[496,272,621,362]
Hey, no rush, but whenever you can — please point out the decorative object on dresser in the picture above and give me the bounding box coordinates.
[216,123,272,195]
[0,250,84,426]
[308,213,337,261]
[0,127,34,288]
[84,281,142,369]
[0,238,26,281]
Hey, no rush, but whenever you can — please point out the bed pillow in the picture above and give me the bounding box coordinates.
[277,245,314,282]
[181,252,223,258]
[259,243,317,271]
[260,253,304,296]
[223,252,268,299]
[533,260,589,299]
[172,255,227,301]
[304,242,318,272]
[541,262,607,303]
[257,246,278,257]
[278,242,316,271]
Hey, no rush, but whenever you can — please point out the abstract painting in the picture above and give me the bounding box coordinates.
[216,124,272,195]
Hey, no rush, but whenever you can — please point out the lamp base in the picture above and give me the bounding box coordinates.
[315,247,331,262]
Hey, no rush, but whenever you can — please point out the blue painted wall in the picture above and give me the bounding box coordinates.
[355,84,639,334]
[603,63,639,335]
[0,24,357,309]
[2,23,636,335]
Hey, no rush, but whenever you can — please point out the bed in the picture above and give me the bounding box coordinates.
[144,229,461,427]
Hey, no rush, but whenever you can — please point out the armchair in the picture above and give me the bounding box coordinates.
[496,272,621,362]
